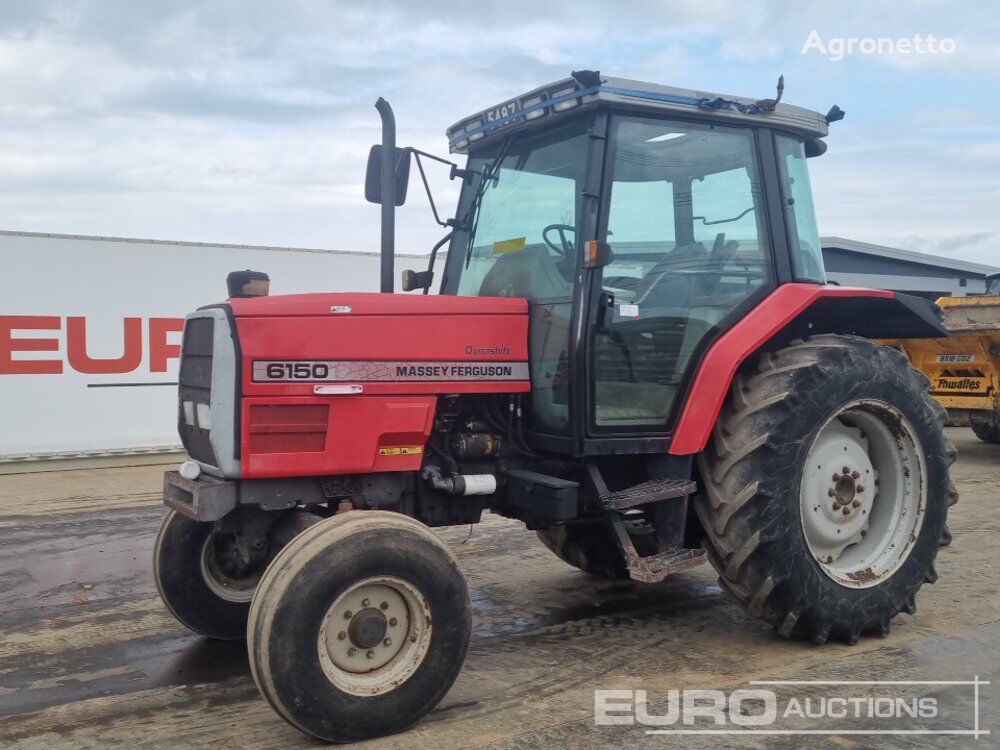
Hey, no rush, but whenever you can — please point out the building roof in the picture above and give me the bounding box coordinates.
[0,229,432,259]
[821,236,998,277]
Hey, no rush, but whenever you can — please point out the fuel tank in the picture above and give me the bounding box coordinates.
[226,292,529,478]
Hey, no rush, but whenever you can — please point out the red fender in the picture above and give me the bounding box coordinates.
[668,283,893,455]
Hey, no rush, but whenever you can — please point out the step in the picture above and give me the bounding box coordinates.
[624,546,707,583]
[600,477,696,510]
[608,511,707,583]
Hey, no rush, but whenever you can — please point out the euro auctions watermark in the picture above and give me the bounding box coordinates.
[801,30,957,62]
[595,678,989,738]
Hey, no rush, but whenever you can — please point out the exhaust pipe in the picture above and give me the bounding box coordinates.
[375,97,395,293]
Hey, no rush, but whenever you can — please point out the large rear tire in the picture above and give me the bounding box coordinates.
[694,335,957,644]
[536,521,629,578]
[536,517,658,579]
[247,511,471,743]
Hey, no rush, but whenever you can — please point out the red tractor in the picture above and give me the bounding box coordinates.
[154,71,956,742]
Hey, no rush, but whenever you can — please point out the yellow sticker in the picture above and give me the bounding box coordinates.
[492,236,526,254]
[378,446,424,456]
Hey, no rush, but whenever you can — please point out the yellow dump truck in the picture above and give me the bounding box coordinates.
[891,274,1000,442]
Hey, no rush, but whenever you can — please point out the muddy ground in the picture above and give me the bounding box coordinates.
[0,427,997,749]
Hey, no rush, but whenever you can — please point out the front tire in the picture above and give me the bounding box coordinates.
[694,335,957,644]
[153,510,261,640]
[247,511,471,743]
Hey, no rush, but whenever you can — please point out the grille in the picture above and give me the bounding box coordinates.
[178,316,217,466]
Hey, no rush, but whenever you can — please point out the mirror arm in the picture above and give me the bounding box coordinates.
[411,151,450,228]
[422,231,453,295]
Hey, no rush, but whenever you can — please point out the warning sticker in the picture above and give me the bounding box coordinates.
[492,236,526,254]
[378,446,424,456]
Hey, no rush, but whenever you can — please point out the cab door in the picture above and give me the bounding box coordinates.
[589,115,776,435]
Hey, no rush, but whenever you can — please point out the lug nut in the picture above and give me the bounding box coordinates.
[852,500,861,508]
[380,601,389,610]
[828,488,836,497]
[842,507,851,516]
[842,466,850,475]
[366,650,375,659]
[383,638,392,647]
[856,485,865,493]
[832,502,841,511]
[361,598,370,607]
[833,473,841,482]
[389,617,398,627]
[343,610,352,619]
[851,471,860,479]
[337,631,347,641]
[348,647,357,656]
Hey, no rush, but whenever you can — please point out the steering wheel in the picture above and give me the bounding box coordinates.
[542,224,576,256]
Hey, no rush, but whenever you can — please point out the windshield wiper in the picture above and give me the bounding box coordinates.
[462,136,513,269]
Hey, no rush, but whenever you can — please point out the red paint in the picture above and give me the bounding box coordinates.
[0,315,185,375]
[231,292,529,477]
[229,292,527,318]
[241,395,437,478]
[668,284,894,455]
[0,315,62,374]
[248,403,329,454]
[149,317,184,372]
[66,317,143,374]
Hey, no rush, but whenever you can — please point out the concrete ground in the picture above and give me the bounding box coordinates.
[0,427,996,749]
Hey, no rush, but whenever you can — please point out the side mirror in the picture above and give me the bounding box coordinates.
[365,145,411,206]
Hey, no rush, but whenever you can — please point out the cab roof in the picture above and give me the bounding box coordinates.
[446,71,830,154]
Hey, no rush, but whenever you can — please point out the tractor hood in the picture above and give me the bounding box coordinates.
[225,292,531,399]
[227,291,527,318]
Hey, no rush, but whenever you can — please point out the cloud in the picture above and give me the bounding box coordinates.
[0,0,994,266]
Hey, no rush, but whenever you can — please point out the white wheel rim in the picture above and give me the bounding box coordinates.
[800,399,926,589]
[317,576,432,696]
[200,535,260,603]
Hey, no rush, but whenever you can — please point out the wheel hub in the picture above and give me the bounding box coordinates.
[802,421,875,561]
[318,577,431,694]
[799,401,926,588]
[347,607,388,649]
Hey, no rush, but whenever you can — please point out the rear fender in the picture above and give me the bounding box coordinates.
[668,284,945,455]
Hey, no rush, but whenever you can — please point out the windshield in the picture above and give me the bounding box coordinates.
[451,120,590,300]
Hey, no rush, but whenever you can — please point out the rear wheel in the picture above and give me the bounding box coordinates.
[247,511,471,743]
[694,335,957,644]
[970,410,1000,444]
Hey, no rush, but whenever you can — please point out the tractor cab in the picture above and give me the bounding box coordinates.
[386,72,835,454]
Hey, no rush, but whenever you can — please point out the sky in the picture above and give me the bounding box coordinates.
[0,1,997,265]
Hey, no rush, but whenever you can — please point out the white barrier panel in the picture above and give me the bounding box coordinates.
[0,231,436,459]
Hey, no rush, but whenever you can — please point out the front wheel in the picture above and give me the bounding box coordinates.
[694,335,957,644]
[153,510,264,640]
[247,511,471,743]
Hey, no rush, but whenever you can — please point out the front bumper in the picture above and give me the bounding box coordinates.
[163,470,237,522]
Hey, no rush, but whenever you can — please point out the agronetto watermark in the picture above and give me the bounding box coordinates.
[595,678,990,738]
[801,30,957,62]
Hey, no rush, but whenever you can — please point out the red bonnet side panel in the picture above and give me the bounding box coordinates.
[230,292,530,478]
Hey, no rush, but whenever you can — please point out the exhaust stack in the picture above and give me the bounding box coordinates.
[375,97,396,293]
